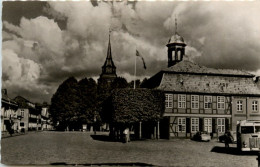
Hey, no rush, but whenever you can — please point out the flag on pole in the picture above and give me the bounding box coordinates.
[136,50,147,69]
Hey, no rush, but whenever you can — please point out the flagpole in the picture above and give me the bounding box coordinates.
[134,49,137,89]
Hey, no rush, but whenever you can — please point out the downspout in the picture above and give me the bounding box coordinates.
[246,97,248,120]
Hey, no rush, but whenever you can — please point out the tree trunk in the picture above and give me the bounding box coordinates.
[139,121,142,139]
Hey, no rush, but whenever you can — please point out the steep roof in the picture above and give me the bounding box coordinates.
[162,60,254,77]
[1,89,18,106]
[13,96,34,108]
[157,73,260,96]
[144,60,260,96]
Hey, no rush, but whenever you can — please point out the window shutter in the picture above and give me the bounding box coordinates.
[186,118,190,133]
[199,118,203,131]
[212,118,216,133]
[225,118,229,131]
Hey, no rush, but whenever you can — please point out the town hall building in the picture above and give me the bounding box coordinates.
[144,29,260,139]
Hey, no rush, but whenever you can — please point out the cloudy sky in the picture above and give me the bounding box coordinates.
[2,1,260,103]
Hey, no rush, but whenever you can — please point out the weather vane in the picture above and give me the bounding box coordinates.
[175,14,177,35]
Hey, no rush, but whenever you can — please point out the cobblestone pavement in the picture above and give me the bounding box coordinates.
[1,131,258,167]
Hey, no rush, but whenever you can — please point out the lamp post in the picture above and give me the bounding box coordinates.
[17,115,22,132]
[94,111,97,135]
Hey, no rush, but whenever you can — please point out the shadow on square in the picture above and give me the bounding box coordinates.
[91,134,147,143]
[90,134,115,142]
[211,146,258,156]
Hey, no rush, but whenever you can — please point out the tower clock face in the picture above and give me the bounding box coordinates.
[107,67,112,73]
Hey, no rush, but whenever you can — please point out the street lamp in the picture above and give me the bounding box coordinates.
[94,111,97,135]
[17,115,22,133]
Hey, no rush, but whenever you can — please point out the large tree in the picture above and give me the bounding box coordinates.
[109,88,165,124]
[98,77,129,123]
[49,77,80,130]
[78,78,98,125]
[50,76,130,130]
[103,88,165,139]
[50,77,102,130]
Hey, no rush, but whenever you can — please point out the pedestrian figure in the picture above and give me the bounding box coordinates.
[224,131,234,148]
[123,128,130,143]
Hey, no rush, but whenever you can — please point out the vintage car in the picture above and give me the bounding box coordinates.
[218,131,237,143]
[192,131,211,142]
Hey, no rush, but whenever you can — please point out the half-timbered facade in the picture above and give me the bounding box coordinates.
[144,31,260,139]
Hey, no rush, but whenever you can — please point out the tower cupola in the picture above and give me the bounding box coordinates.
[166,17,186,67]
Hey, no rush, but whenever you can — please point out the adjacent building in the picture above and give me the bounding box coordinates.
[14,96,42,131]
[144,31,260,139]
[41,104,52,130]
[1,89,19,133]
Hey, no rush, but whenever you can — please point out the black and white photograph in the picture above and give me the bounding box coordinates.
[1,1,260,166]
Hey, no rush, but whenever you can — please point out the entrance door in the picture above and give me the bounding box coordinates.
[160,117,170,139]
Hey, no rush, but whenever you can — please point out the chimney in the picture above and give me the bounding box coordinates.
[254,76,260,89]
[2,89,7,96]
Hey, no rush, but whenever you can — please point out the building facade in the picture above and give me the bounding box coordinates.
[1,89,19,133]
[14,96,42,131]
[145,31,260,139]
[41,106,52,130]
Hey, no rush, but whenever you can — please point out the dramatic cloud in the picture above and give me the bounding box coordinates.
[2,1,260,103]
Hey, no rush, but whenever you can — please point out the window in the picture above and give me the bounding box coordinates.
[241,126,254,134]
[237,100,243,111]
[21,111,24,117]
[204,96,212,109]
[191,95,199,109]
[191,118,199,133]
[217,118,225,133]
[20,122,24,127]
[177,51,181,60]
[165,94,173,108]
[178,118,186,132]
[217,96,225,109]
[252,101,258,112]
[255,126,260,133]
[178,94,186,108]
[204,118,212,133]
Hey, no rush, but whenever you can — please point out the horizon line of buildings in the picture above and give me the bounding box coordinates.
[2,25,260,139]
[1,89,53,134]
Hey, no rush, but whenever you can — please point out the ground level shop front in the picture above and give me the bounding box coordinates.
[160,114,231,139]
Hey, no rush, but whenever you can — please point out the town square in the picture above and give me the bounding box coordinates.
[1,131,258,167]
[2,1,260,167]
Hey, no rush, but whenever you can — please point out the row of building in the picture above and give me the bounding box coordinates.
[1,89,52,134]
[100,26,260,139]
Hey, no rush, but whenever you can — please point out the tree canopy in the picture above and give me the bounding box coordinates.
[49,77,99,130]
[104,88,165,124]
[49,77,80,130]
[49,76,153,130]
[78,78,98,124]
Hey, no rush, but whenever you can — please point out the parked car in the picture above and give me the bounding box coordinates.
[218,131,237,143]
[192,131,211,142]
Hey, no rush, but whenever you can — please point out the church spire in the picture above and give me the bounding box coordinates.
[106,30,112,61]
[99,30,117,82]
